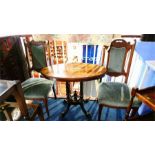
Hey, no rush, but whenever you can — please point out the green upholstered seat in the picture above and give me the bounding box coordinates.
[22,78,53,99]
[24,41,57,117]
[21,77,56,117]
[98,82,141,108]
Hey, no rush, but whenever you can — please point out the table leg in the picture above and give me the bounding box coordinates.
[66,81,71,100]
[79,82,92,120]
[61,82,71,118]
[61,81,92,120]
[61,101,71,118]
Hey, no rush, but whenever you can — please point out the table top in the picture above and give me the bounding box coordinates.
[136,86,155,111]
[41,63,107,82]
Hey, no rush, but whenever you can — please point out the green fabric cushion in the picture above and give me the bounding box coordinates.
[98,82,141,108]
[31,45,47,71]
[108,47,126,73]
[22,78,53,99]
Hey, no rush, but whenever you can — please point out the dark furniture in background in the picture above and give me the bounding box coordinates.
[141,34,155,41]
[0,36,29,82]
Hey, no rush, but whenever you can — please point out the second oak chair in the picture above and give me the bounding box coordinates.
[97,39,141,120]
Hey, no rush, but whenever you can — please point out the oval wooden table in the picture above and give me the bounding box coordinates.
[41,63,107,120]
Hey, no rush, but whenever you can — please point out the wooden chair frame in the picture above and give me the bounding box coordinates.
[23,40,57,117]
[98,39,137,121]
[0,80,44,121]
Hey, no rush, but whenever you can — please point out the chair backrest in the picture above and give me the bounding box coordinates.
[24,40,48,74]
[104,39,136,83]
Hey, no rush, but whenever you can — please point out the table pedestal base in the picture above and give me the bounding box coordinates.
[60,81,92,120]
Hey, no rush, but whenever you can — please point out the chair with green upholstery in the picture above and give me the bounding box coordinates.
[23,40,57,117]
[97,39,141,121]
[21,77,55,117]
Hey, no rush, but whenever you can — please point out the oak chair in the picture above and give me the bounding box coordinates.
[22,40,57,117]
[97,39,141,121]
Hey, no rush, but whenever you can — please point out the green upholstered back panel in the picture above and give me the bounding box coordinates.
[108,47,126,73]
[31,45,47,70]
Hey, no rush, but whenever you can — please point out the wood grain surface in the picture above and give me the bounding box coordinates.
[41,63,106,82]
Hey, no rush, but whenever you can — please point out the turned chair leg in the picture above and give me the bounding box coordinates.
[3,110,13,121]
[98,105,103,121]
[52,85,57,99]
[125,95,135,120]
[43,98,49,117]
[37,105,44,121]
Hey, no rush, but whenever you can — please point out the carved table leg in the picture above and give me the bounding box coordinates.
[61,82,71,118]
[61,81,92,120]
[80,82,91,120]
[61,102,71,118]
